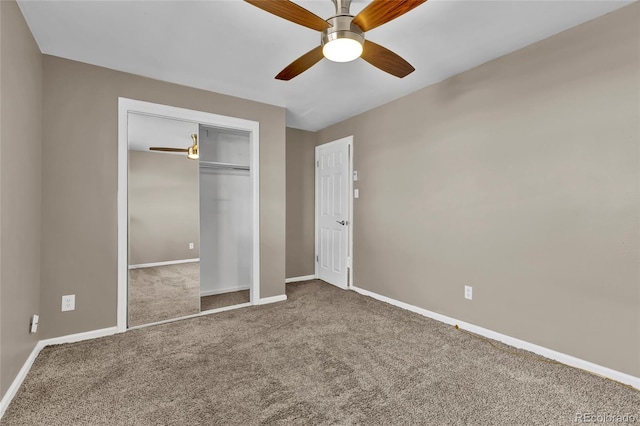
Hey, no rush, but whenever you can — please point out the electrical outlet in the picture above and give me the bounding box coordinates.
[30,315,39,333]
[464,286,473,300]
[62,294,75,312]
[354,189,359,198]
[189,242,194,250]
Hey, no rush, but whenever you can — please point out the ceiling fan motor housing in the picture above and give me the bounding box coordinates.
[321,15,365,49]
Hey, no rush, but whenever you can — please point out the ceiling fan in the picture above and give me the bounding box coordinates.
[245,0,427,80]
[149,134,199,160]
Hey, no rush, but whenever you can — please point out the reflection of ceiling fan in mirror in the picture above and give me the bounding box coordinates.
[149,134,199,160]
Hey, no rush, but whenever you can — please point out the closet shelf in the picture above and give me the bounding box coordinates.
[199,161,250,171]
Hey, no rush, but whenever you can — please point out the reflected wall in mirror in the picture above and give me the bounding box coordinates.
[127,113,200,326]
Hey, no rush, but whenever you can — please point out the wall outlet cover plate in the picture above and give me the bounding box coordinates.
[62,294,76,312]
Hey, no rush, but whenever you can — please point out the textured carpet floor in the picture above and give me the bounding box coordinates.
[3,281,638,425]
[129,263,249,326]
[201,290,250,311]
[128,262,201,326]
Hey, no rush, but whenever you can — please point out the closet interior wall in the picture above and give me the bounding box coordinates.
[199,125,252,297]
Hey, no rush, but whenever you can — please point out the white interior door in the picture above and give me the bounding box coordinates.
[316,138,350,289]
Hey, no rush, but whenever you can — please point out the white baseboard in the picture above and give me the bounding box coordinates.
[0,326,119,420]
[285,275,316,283]
[128,258,199,269]
[200,285,250,297]
[256,294,288,305]
[351,286,640,390]
[39,326,119,347]
[0,342,41,419]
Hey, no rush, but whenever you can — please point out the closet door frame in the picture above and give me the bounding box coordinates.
[117,98,260,332]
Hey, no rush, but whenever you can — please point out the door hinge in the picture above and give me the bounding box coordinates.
[316,255,319,262]
[316,160,319,167]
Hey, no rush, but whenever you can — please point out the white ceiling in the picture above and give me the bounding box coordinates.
[128,112,198,154]
[18,0,632,131]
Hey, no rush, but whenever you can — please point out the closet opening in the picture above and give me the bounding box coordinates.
[117,98,260,331]
[198,125,253,312]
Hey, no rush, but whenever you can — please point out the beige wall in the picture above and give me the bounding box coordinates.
[317,4,640,376]
[1,0,3,398]
[0,0,43,397]
[128,151,200,266]
[40,56,286,339]
[286,128,317,278]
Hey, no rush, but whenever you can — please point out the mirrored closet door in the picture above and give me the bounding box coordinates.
[127,113,252,327]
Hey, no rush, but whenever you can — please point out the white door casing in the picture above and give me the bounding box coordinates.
[315,137,352,289]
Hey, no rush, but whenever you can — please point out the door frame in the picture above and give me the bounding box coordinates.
[117,98,260,332]
[314,136,354,288]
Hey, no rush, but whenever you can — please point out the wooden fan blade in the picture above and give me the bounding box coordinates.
[353,0,427,32]
[149,147,189,152]
[361,40,415,78]
[244,0,330,31]
[276,45,324,80]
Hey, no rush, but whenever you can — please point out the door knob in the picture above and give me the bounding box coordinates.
[336,220,347,226]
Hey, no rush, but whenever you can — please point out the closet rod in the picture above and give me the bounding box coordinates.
[199,160,250,171]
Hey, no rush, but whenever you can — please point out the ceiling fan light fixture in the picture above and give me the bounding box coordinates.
[322,37,363,62]
[187,134,199,160]
[321,15,364,63]
[187,145,199,160]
